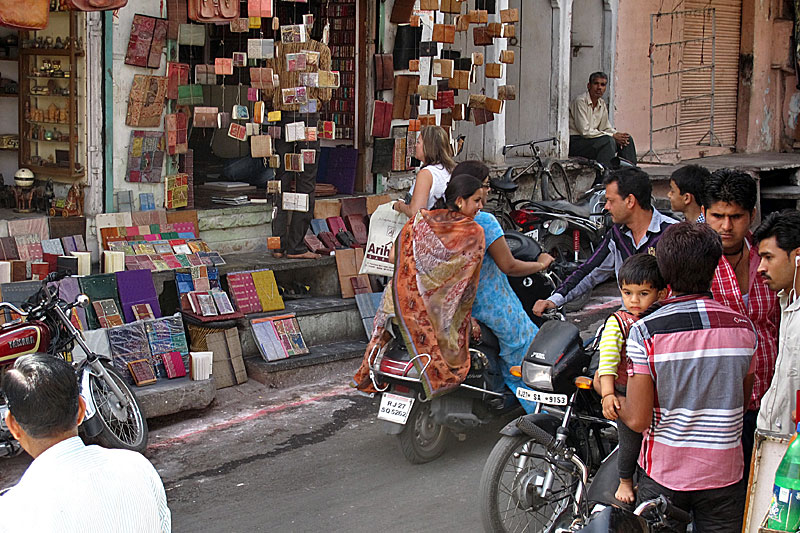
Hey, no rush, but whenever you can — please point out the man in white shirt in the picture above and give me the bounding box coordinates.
[754,210,800,436]
[0,354,171,532]
[568,71,637,167]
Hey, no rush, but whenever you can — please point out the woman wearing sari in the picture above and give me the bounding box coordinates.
[352,175,486,399]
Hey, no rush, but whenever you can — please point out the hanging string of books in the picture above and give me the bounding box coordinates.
[373,0,519,175]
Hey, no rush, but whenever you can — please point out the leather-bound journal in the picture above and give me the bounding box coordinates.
[371,100,393,138]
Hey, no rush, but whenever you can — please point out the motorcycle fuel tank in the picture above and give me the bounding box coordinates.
[0,322,50,365]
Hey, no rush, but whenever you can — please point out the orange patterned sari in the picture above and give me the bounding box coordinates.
[351,209,485,398]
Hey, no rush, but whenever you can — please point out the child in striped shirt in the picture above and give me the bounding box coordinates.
[595,253,667,503]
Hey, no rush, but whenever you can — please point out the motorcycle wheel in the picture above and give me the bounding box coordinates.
[479,435,577,533]
[87,364,149,453]
[539,234,592,313]
[397,400,451,464]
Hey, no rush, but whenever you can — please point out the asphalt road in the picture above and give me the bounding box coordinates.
[0,283,620,533]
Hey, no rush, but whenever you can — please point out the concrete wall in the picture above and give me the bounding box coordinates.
[738,0,800,153]
[110,0,167,209]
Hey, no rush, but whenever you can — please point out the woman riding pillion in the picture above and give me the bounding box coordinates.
[352,175,486,398]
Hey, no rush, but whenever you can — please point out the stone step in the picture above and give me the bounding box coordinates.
[244,339,368,389]
[135,376,216,419]
[236,297,366,358]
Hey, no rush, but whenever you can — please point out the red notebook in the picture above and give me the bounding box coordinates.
[161,351,187,379]
[226,272,262,314]
[371,100,393,138]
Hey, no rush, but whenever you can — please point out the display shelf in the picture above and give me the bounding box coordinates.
[26,137,81,144]
[19,10,83,182]
[20,48,84,57]
[0,93,18,98]
[22,163,84,178]
[319,0,356,142]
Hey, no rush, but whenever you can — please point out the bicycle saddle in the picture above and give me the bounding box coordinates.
[489,177,518,193]
[531,199,591,218]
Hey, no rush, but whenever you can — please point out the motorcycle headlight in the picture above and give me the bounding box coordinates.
[547,219,568,236]
[521,361,553,392]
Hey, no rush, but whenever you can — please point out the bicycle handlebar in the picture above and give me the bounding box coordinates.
[502,137,558,155]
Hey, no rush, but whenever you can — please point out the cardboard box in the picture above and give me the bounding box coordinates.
[366,194,392,215]
[335,248,370,299]
[314,198,341,219]
[206,328,248,389]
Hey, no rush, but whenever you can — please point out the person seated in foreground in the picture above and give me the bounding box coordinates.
[568,71,637,167]
[0,354,171,532]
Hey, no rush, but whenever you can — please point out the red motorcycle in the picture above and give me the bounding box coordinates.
[0,272,148,457]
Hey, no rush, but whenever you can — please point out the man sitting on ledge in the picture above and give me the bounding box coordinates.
[569,71,637,167]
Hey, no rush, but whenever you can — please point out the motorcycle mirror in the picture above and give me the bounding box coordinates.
[76,294,91,309]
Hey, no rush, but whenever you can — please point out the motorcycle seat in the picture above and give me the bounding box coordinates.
[489,178,518,193]
[530,199,592,219]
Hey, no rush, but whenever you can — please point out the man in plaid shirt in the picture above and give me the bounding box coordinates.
[703,169,779,473]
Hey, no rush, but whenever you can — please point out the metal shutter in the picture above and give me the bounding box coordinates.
[678,0,742,147]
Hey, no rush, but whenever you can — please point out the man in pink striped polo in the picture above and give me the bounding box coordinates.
[618,222,757,532]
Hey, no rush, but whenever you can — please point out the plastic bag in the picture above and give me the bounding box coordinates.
[359,202,407,277]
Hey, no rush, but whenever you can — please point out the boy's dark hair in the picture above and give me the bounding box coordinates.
[656,222,722,294]
[753,209,800,253]
[2,354,80,439]
[618,253,666,291]
[452,160,490,181]
[670,164,710,207]
[589,71,608,84]
[704,168,757,212]
[603,167,653,211]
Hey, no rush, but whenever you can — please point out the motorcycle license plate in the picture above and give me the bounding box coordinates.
[524,229,539,242]
[377,392,414,425]
[516,387,567,406]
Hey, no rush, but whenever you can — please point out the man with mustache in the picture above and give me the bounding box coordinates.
[703,169,779,472]
[754,210,800,436]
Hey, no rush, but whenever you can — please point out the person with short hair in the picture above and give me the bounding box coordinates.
[617,222,757,532]
[533,167,675,316]
[754,210,800,436]
[568,71,637,166]
[595,254,667,504]
[667,164,710,223]
[703,169,779,472]
[0,354,170,532]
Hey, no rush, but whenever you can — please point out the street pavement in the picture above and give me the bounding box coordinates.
[0,282,621,532]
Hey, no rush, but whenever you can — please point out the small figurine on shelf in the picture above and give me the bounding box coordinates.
[13,169,36,213]
[62,182,85,217]
[34,179,54,213]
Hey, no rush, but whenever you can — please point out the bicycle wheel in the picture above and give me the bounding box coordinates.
[479,434,578,533]
[541,162,572,203]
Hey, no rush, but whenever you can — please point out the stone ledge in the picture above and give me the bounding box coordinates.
[135,377,216,419]
[244,340,367,388]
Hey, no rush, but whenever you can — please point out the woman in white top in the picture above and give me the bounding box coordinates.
[393,125,456,217]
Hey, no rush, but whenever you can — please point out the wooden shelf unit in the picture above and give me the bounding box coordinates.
[18,10,84,181]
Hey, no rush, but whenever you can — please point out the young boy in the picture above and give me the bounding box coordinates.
[667,164,710,223]
[595,253,667,503]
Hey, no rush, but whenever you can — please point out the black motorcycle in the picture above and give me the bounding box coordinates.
[478,317,690,533]
[364,232,558,463]
[478,318,617,532]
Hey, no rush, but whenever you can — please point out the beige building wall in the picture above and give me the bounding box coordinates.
[613,0,800,159]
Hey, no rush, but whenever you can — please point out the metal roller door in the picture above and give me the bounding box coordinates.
[679,0,742,148]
